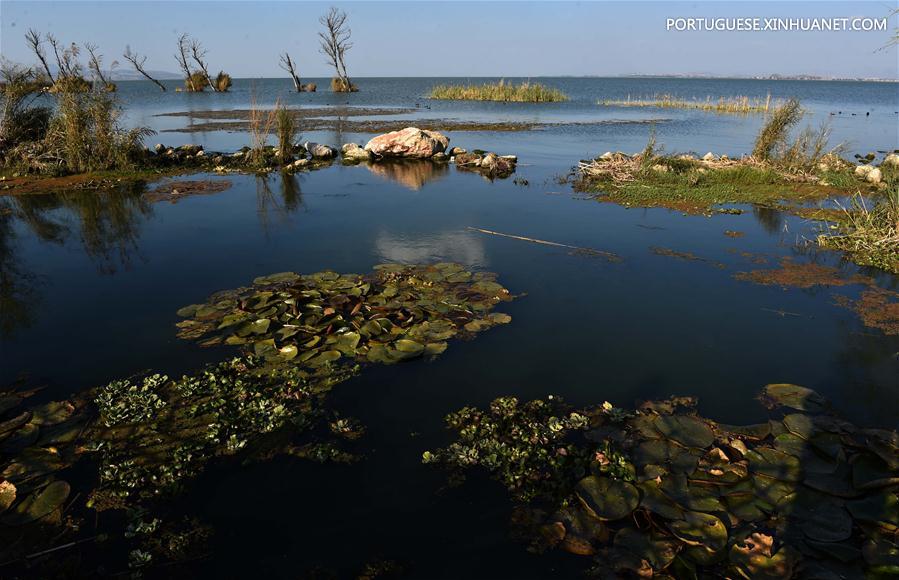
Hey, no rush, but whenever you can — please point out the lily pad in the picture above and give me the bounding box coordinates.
[799,501,853,542]
[654,415,715,449]
[2,480,70,526]
[668,511,728,552]
[761,384,828,413]
[575,476,640,521]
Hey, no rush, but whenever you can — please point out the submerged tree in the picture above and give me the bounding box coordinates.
[189,37,216,92]
[318,7,356,92]
[279,52,302,92]
[122,46,167,91]
[174,34,231,92]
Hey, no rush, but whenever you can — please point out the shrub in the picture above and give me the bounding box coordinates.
[214,71,232,92]
[330,77,358,92]
[45,84,154,173]
[185,71,207,92]
[429,80,567,102]
[752,97,803,160]
[274,103,297,160]
[0,63,52,157]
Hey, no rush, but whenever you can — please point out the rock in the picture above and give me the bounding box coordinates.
[855,164,874,177]
[883,153,899,167]
[455,152,482,166]
[652,164,669,173]
[500,155,518,162]
[178,144,203,155]
[447,147,467,157]
[432,152,448,162]
[702,152,716,161]
[292,158,310,168]
[599,151,614,160]
[865,167,882,184]
[341,143,372,162]
[305,142,337,159]
[154,143,164,153]
[364,127,449,159]
[195,149,205,157]
[677,154,696,160]
[231,151,244,158]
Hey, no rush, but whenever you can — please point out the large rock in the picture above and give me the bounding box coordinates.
[364,127,449,159]
[883,153,899,167]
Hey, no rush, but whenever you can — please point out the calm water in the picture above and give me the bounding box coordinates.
[2,77,898,577]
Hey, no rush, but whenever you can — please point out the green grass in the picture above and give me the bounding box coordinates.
[817,189,899,274]
[429,80,567,102]
[599,94,777,114]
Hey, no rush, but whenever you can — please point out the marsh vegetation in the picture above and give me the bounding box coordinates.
[429,80,568,102]
[599,93,778,114]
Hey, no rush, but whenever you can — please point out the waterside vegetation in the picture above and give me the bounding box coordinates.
[429,80,568,103]
[599,93,778,114]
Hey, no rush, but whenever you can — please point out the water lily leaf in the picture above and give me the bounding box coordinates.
[614,527,680,570]
[747,448,802,482]
[30,401,74,426]
[761,384,828,413]
[393,339,424,355]
[575,476,640,521]
[783,414,816,439]
[306,350,342,367]
[637,480,684,520]
[218,312,250,329]
[668,511,727,551]
[799,500,852,542]
[278,345,298,360]
[2,480,70,526]
[253,272,299,285]
[0,411,32,438]
[719,422,771,441]
[489,313,512,324]
[2,447,67,484]
[730,533,799,579]
[853,454,896,490]
[724,490,769,522]
[805,540,862,563]
[654,415,715,449]
[176,304,202,318]
[424,342,448,355]
[847,492,899,525]
[332,331,361,355]
[0,422,39,454]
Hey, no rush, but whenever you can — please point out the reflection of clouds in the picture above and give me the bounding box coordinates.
[374,230,487,267]
[366,160,448,191]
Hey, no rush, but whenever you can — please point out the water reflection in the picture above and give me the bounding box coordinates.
[366,160,448,191]
[255,173,304,233]
[0,201,41,339]
[374,229,486,266]
[752,206,785,234]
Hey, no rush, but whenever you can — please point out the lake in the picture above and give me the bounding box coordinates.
[1,76,897,577]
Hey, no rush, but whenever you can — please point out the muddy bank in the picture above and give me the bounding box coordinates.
[155,107,417,120]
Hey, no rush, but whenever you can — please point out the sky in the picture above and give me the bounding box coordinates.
[1,1,897,79]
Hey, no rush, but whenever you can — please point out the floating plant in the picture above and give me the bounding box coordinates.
[174,262,514,365]
[425,386,899,578]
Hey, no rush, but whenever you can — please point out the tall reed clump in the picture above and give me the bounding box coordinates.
[247,95,278,167]
[818,190,899,273]
[274,102,298,160]
[185,71,208,92]
[45,84,154,173]
[752,98,838,172]
[429,80,568,102]
[752,98,804,161]
[330,77,358,92]
[599,94,776,114]
[0,63,52,162]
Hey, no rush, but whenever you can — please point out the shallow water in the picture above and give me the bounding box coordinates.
[2,77,898,577]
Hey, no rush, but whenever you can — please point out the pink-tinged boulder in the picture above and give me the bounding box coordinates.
[364,127,449,159]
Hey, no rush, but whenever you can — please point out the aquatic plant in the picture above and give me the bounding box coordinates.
[274,101,298,159]
[214,71,232,92]
[174,262,514,366]
[429,80,568,103]
[752,97,804,161]
[0,63,52,162]
[426,386,899,577]
[599,93,777,114]
[818,189,899,274]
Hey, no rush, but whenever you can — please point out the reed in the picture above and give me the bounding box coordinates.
[599,93,777,114]
[429,80,568,102]
[818,190,899,274]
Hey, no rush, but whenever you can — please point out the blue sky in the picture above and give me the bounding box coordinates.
[1,1,897,78]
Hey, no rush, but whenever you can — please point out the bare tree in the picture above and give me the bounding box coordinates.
[279,52,302,92]
[123,46,166,91]
[318,7,354,91]
[25,29,54,82]
[46,34,66,78]
[85,43,114,88]
[174,33,197,89]
[189,37,217,92]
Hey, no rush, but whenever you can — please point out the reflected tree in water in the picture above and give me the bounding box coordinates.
[752,206,785,235]
[256,173,303,234]
[0,199,41,339]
